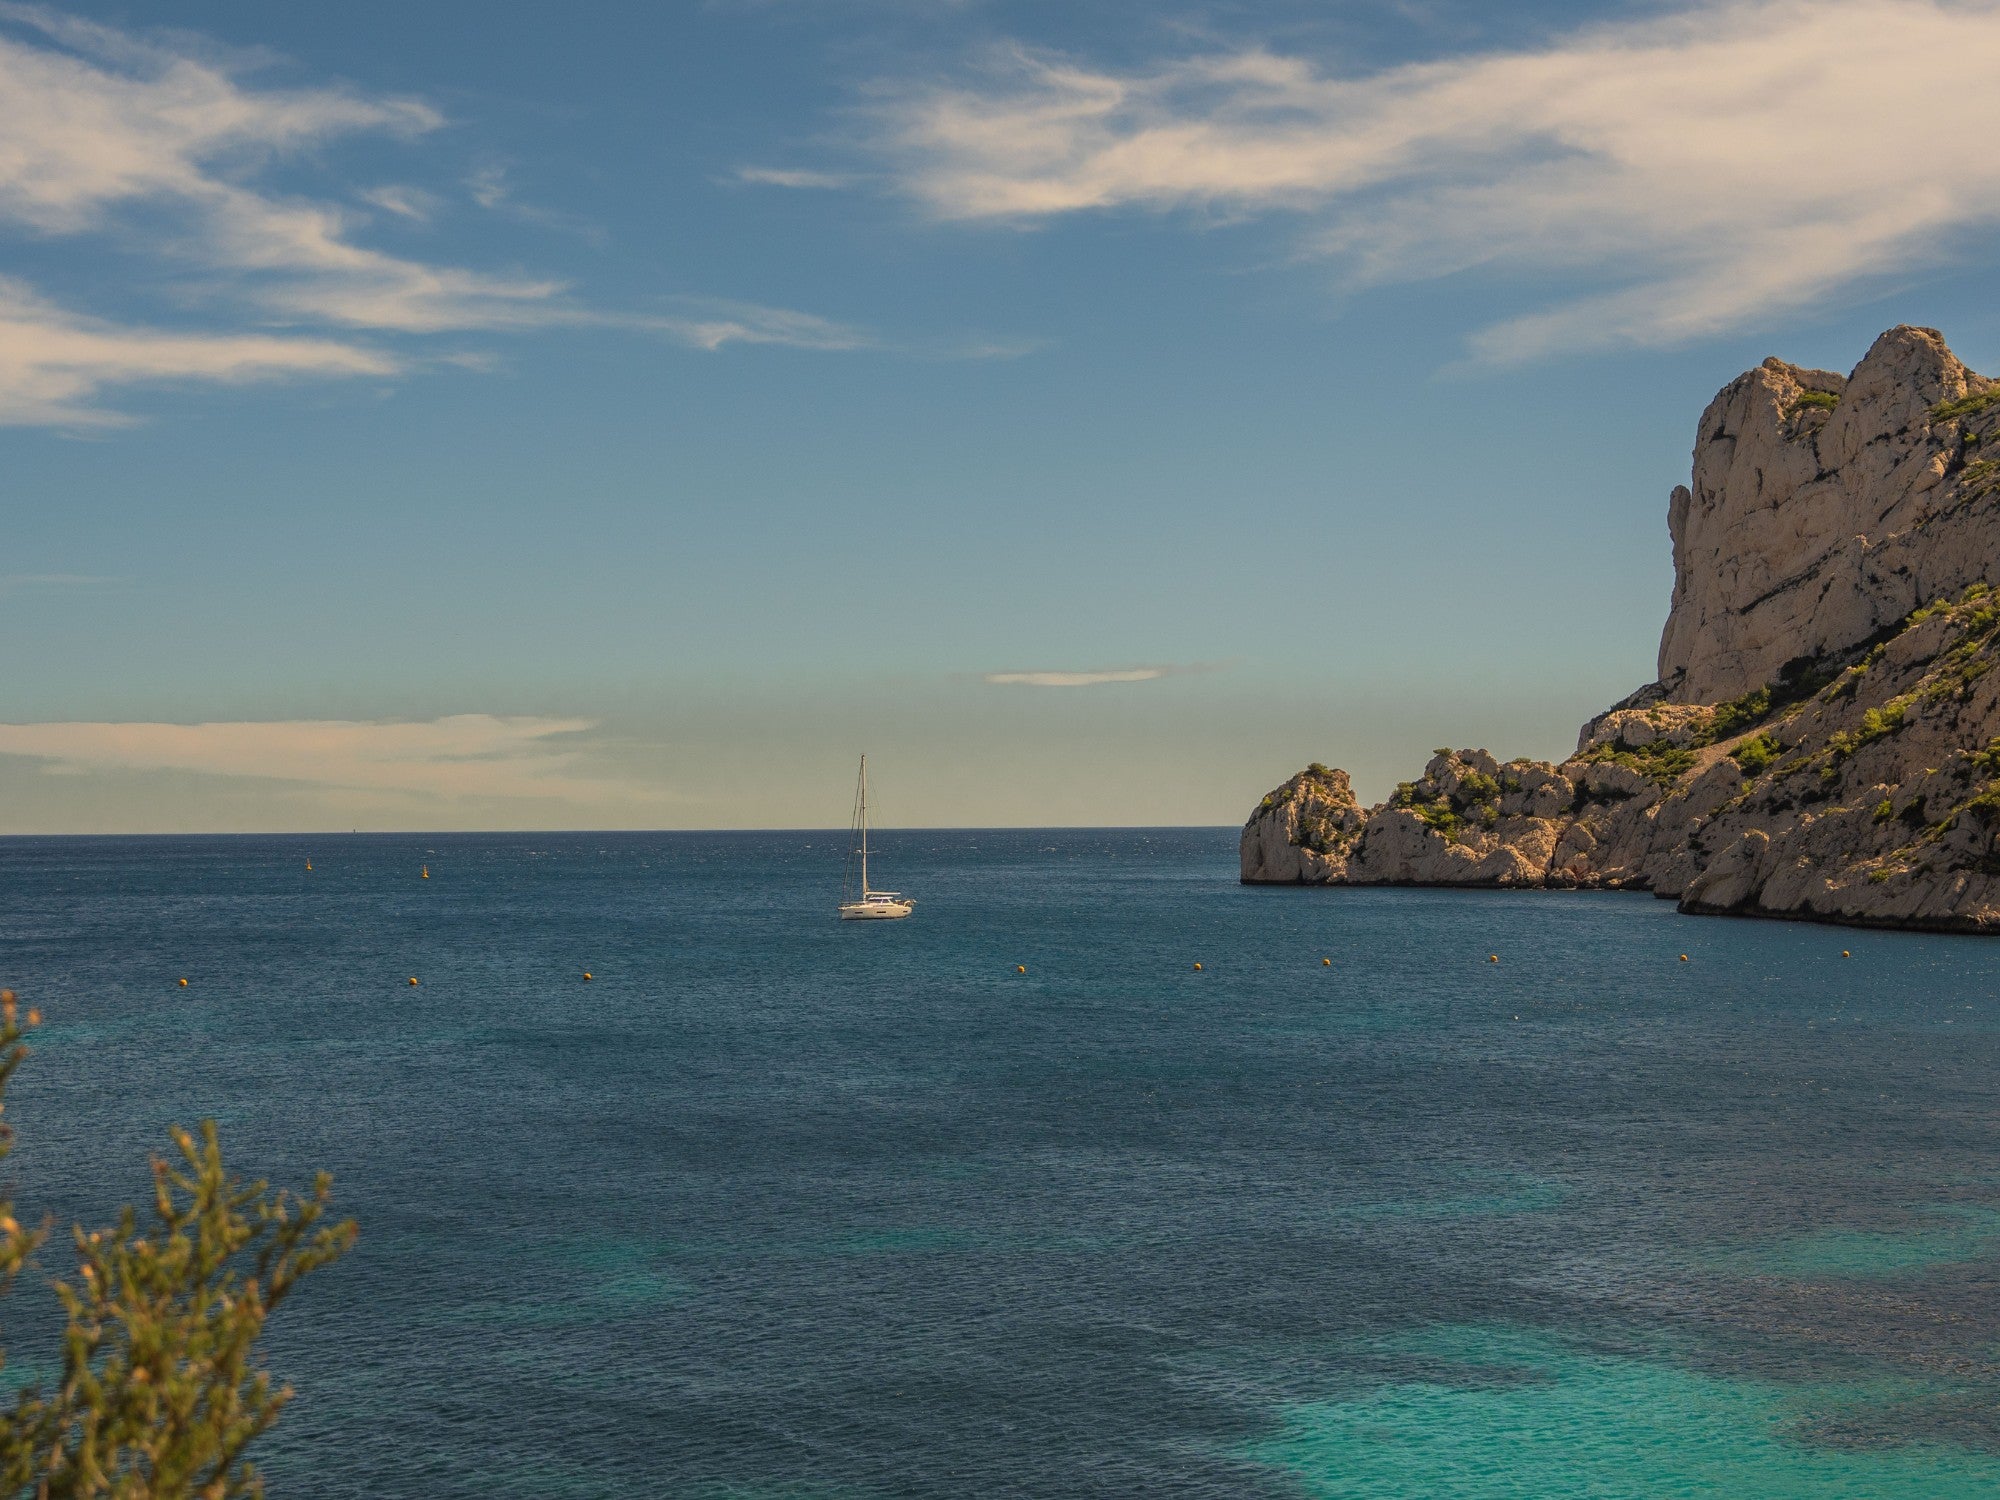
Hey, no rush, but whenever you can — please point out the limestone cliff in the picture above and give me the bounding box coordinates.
[1242,327,2000,932]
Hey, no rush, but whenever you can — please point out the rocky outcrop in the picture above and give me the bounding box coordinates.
[1242,327,2000,932]
[1660,327,1996,702]
[1240,765,1366,883]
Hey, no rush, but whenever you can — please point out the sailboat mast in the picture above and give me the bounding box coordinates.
[858,755,869,893]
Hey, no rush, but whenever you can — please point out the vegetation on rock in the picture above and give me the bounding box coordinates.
[1731,734,1780,775]
[1579,740,1697,787]
[1931,388,2000,424]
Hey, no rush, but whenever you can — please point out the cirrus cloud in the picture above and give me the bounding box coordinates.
[983,663,1218,687]
[869,0,2000,360]
[734,166,858,190]
[0,714,662,806]
[0,4,895,424]
[0,275,396,426]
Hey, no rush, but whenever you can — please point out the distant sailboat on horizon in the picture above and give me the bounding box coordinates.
[839,756,912,921]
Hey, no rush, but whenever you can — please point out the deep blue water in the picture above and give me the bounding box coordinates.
[3,829,2000,1497]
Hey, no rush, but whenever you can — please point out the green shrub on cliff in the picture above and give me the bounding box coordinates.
[1858,700,1909,743]
[1964,458,2000,496]
[1708,688,1773,738]
[1580,739,1698,788]
[1410,801,1462,839]
[1732,734,1780,775]
[1931,389,2000,424]
[1388,781,1467,840]
[0,990,355,1497]
[1709,660,1837,738]
[1455,771,1501,807]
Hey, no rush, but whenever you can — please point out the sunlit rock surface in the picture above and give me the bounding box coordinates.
[1242,328,2000,931]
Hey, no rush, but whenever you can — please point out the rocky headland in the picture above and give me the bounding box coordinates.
[1241,326,2000,931]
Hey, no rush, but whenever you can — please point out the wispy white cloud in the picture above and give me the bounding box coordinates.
[0,4,562,417]
[983,663,1216,687]
[870,0,2000,359]
[358,184,441,222]
[0,275,394,426]
[0,7,888,422]
[0,4,561,333]
[643,298,876,352]
[0,714,660,805]
[466,164,511,212]
[463,162,606,243]
[735,166,858,190]
[941,335,1046,361]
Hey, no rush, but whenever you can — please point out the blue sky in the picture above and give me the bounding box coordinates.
[3,0,1999,831]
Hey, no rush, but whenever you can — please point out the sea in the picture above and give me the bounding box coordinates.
[2,828,1999,1498]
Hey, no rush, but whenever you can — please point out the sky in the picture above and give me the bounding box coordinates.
[3,0,2000,832]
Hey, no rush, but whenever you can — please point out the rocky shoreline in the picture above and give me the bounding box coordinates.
[1242,326,2000,932]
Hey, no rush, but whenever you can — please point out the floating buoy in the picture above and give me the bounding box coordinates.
[1015,965,1026,973]
[1842,950,1851,958]
[421,866,429,879]
[408,977,419,986]
[582,972,593,981]
[177,978,188,987]
[1679,954,1689,962]
[1489,955,1499,964]
[305,860,312,871]
[1193,962,1203,972]
[1323,957,1331,966]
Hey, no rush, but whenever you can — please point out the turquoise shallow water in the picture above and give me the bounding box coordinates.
[1247,1325,1997,1498]
[1,829,1999,1496]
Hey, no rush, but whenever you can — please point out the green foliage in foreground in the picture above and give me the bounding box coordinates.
[0,990,356,1498]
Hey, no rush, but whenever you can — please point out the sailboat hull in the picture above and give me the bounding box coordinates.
[839,899,913,920]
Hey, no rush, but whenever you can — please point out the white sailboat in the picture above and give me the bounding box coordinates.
[839,756,913,920]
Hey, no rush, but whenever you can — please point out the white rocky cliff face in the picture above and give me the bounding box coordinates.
[1242,327,2000,932]
[1660,326,1995,703]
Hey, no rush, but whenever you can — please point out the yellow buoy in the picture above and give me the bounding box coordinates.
[305,860,313,871]
[1489,955,1499,964]
[1015,965,1026,973]
[1679,954,1689,962]
[1842,950,1851,958]
[1323,957,1331,966]
[1193,962,1203,971]
[178,977,188,987]
[583,972,593,981]
[408,977,419,986]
